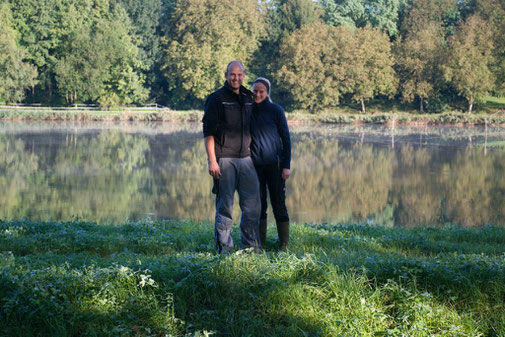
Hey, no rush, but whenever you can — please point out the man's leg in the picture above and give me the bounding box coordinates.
[255,164,268,246]
[215,158,237,253]
[238,157,261,250]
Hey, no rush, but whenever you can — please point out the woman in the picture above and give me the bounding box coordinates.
[250,77,291,250]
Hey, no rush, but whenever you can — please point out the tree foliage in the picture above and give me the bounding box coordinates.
[0,2,38,103]
[346,26,397,113]
[268,0,324,42]
[250,0,323,105]
[117,0,163,97]
[395,1,447,113]
[276,23,396,112]
[276,23,345,111]
[52,0,148,106]
[443,15,495,113]
[161,0,264,105]
[475,0,505,94]
[320,0,405,36]
[6,0,147,106]
[1,0,503,111]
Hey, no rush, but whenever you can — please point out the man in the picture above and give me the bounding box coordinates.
[202,60,261,253]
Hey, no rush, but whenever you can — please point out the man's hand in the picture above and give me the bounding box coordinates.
[209,161,221,179]
[204,136,220,179]
[282,168,290,180]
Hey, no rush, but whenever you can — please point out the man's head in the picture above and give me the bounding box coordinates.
[225,61,245,93]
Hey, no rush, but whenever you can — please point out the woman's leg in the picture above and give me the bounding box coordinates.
[265,163,290,249]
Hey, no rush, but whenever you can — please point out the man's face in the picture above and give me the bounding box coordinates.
[225,64,245,92]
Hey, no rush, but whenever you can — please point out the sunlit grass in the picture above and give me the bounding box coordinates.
[1,219,505,336]
[484,95,505,105]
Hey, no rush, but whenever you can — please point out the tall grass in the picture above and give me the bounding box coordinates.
[1,219,505,336]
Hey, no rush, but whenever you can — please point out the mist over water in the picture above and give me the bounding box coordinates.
[1,121,505,227]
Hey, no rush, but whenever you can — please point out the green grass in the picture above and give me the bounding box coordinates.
[1,219,505,336]
[483,95,505,109]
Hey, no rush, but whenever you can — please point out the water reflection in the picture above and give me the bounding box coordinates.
[1,121,505,227]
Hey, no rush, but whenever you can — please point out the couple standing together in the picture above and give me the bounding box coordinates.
[203,60,291,254]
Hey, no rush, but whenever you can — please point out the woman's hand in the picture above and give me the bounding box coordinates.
[282,168,290,180]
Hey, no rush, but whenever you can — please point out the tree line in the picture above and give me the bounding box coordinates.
[0,0,504,113]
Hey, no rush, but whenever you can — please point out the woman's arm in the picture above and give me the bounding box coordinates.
[276,105,291,172]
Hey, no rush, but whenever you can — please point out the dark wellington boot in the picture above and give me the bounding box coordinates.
[276,221,289,251]
[259,218,268,247]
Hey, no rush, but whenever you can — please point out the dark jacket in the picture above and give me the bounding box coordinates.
[202,81,254,158]
[250,99,291,169]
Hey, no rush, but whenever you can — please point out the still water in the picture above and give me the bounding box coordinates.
[1,121,505,227]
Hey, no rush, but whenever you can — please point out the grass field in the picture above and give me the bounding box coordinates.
[1,219,505,336]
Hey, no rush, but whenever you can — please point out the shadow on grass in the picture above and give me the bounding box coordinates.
[2,219,505,335]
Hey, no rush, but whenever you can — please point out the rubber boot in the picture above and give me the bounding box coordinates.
[259,218,268,247]
[276,221,289,251]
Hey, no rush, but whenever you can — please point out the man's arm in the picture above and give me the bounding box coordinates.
[205,136,220,179]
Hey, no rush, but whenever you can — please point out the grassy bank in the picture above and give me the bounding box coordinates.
[0,107,203,123]
[1,105,505,125]
[1,219,505,336]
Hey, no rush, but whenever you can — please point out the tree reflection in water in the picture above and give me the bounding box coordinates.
[1,122,504,227]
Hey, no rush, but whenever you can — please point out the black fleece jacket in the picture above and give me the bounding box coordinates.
[250,99,291,169]
[202,81,254,158]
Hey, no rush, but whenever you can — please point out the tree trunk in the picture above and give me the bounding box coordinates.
[361,99,366,114]
[420,97,424,114]
[48,80,53,98]
[468,97,473,113]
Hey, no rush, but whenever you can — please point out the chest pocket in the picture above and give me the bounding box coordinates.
[221,102,241,126]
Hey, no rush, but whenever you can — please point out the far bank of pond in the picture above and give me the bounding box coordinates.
[1,107,505,125]
[1,120,505,227]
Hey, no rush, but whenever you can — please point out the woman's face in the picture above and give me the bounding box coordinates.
[253,83,268,103]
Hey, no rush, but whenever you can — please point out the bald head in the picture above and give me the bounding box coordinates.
[226,60,245,73]
[225,60,245,94]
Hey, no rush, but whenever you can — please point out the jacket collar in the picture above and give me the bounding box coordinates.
[223,81,252,97]
[254,98,269,109]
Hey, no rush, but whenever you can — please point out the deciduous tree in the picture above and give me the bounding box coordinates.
[117,0,163,98]
[320,0,405,37]
[276,23,346,111]
[276,23,396,112]
[475,0,505,94]
[162,0,264,106]
[395,22,445,113]
[346,26,397,113]
[53,0,148,106]
[251,0,323,105]
[0,2,38,103]
[443,15,495,113]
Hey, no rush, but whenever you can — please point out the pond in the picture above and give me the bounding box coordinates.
[1,120,505,227]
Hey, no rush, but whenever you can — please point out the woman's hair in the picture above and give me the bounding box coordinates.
[252,77,272,102]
